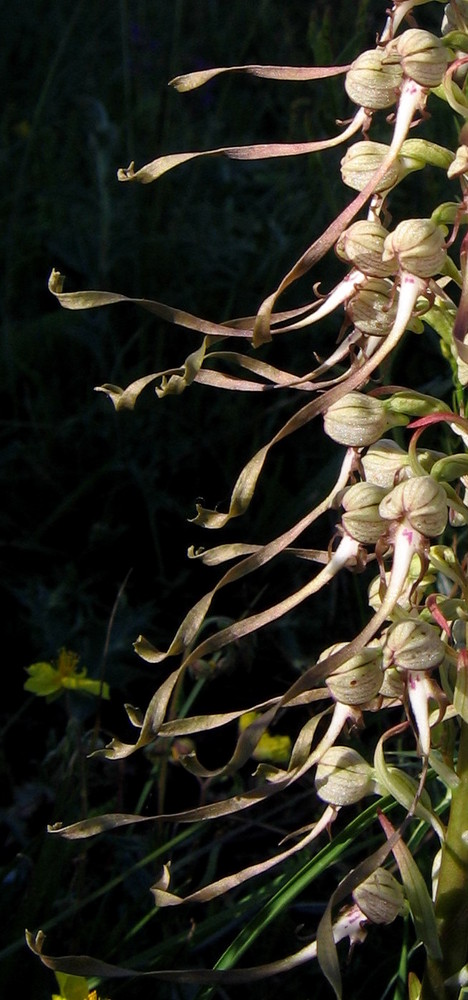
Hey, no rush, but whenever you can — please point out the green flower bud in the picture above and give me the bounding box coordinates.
[324,392,407,447]
[362,439,411,488]
[326,647,383,705]
[340,141,404,193]
[346,278,398,335]
[353,868,405,924]
[315,746,376,805]
[385,29,450,88]
[430,453,468,482]
[401,138,454,172]
[341,481,389,543]
[378,475,448,536]
[417,448,447,473]
[386,390,449,417]
[345,48,403,110]
[335,220,396,278]
[382,619,446,671]
[382,219,447,277]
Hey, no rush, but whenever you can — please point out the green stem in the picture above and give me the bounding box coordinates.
[421,720,468,998]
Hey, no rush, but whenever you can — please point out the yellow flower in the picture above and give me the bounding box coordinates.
[52,972,109,1000]
[25,648,110,700]
[239,711,291,764]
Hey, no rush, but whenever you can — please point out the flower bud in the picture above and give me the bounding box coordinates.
[345,49,403,109]
[378,475,448,536]
[341,482,389,543]
[385,29,450,89]
[382,219,447,277]
[324,392,407,447]
[379,666,405,699]
[386,390,449,418]
[346,278,398,335]
[382,619,446,672]
[315,746,376,805]
[362,439,411,488]
[340,141,404,194]
[326,647,383,705]
[353,867,405,924]
[335,220,396,278]
[430,452,468,483]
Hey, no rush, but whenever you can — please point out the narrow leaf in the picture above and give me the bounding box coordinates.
[378,812,442,960]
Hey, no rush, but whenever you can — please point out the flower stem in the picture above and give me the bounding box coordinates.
[421,719,468,998]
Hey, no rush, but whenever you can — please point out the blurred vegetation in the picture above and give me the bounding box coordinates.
[0,1,451,997]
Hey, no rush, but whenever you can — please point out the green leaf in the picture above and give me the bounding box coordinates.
[378,813,442,961]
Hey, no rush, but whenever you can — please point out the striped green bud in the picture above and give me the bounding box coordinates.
[385,29,450,89]
[345,48,403,109]
[341,482,388,543]
[315,746,376,805]
[353,868,405,924]
[324,392,407,447]
[382,219,447,277]
[347,278,398,335]
[378,475,448,536]
[362,439,410,488]
[382,619,446,672]
[326,647,383,705]
[336,220,395,277]
[340,141,404,193]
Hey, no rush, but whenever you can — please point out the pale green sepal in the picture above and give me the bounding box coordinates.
[401,138,454,170]
[428,750,460,790]
[434,77,468,117]
[374,736,445,841]
[431,202,467,229]
[430,453,468,482]
[441,30,468,53]
[386,390,451,417]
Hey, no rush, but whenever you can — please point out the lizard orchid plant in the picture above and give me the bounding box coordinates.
[27,2,468,997]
